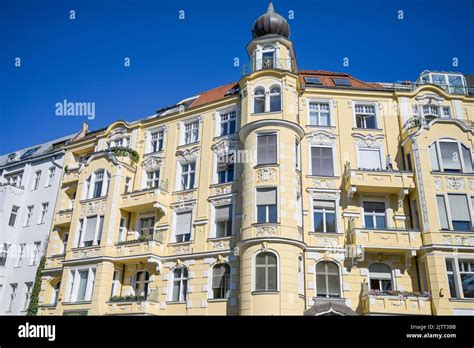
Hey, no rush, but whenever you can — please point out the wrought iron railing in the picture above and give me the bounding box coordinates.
[241,58,295,76]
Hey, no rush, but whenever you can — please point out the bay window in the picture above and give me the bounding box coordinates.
[429,140,473,173]
[436,194,472,231]
[446,259,474,299]
[255,252,278,292]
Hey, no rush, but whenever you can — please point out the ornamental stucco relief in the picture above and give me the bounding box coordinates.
[257,168,276,183]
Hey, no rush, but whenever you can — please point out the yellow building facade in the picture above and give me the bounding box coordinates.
[38,2,474,316]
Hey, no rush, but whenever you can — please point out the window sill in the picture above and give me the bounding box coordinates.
[306,175,340,179]
[177,141,200,148]
[62,301,92,305]
[168,241,193,246]
[307,125,336,129]
[166,301,186,305]
[448,298,474,303]
[253,163,279,170]
[251,291,279,295]
[439,229,474,233]
[431,171,474,176]
[309,231,342,235]
[208,298,228,303]
[207,236,233,242]
[172,188,197,195]
[80,196,108,204]
[251,111,282,116]
[352,128,383,131]
[71,245,101,251]
[252,222,280,227]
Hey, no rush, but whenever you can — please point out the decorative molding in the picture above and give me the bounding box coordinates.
[352,133,384,148]
[141,155,164,170]
[211,139,238,155]
[257,168,277,183]
[443,235,474,246]
[212,240,230,250]
[173,245,191,255]
[315,236,339,247]
[213,184,232,196]
[312,178,336,189]
[81,200,106,215]
[445,177,464,190]
[256,225,277,237]
[176,147,200,162]
[306,130,337,145]
[434,177,443,191]
[176,192,193,202]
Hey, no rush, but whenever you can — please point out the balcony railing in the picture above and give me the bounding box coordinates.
[404,115,474,131]
[242,58,295,76]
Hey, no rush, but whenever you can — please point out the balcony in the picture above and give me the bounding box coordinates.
[242,58,295,76]
[44,254,65,270]
[115,236,162,260]
[350,227,422,252]
[106,299,160,316]
[120,187,169,213]
[53,208,73,227]
[361,292,432,315]
[62,167,80,183]
[343,164,415,199]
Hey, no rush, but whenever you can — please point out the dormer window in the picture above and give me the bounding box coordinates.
[262,50,275,69]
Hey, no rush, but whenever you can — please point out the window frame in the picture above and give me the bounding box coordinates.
[445,258,474,299]
[210,263,231,300]
[353,102,379,129]
[168,267,189,303]
[256,132,278,166]
[309,144,335,177]
[429,139,473,174]
[255,187,278,224]
[368,263,394,291]
[253,250,279,293]
[307,99,333,127]
[436,193,474,231]
[315,260,342,299]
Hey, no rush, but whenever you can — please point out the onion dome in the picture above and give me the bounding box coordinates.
[252,1,290,39]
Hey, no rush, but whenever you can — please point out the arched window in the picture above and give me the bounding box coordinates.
[85,169,110,199]
[171,267,188,302]
[253,87,265,114]
[52,281,61,305]
[211,264,230,299]
[369,263,393,291]
[132,271,150,299]
[269,86,281,112]
[255,252,278,292]
[315,261,340,298]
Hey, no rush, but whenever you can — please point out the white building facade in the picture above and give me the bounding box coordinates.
[0,135,72,315]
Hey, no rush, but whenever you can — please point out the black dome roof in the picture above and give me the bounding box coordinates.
[252,1,290,39]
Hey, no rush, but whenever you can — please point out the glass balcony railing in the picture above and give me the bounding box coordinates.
[241,58,295,76]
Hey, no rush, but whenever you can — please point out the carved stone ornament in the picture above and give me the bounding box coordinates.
[81,200,106,215]
[434,178,443,191]
[211,139,237,155]
[315,236,339,247]
[261,242,268,251]
[213,240,230,250]
[174,245,191,254]
[352,133,384,148]
[176,192,193,202]
[256,226,277,237]
[446,177,464,190]
[214,185,232,196]
[306,130,336,145]
[176,147,200,162]
[312,179,336,189]
[141,155,164,170]
[257,168,276,183]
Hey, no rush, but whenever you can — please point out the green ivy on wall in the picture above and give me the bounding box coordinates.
[26,256,46,316]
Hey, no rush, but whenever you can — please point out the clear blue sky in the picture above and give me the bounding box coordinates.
[1,0,473,154]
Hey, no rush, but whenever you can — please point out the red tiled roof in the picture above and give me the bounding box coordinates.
[189,82,239,108]
[299,70,385,90]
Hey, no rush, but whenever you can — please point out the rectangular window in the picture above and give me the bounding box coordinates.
[24,205,34,226]
[220,110,237,136]
[309,102,330,126]
[363,202,386,229]
[446,259,474,299]
[76,270,89,302]
[175,211,192,242]
[150,130,164,152]
[217,153,235,184]
[184,121,199,144]
[448,194,471,231]
[83,216,97,247]
[257,133,277,165]
[31,242,41,266]
[295,140,301,170]
[8,283,17,312]
[311,146,334,176]
[358,148,382,170]
[23,282,33,311]
[38,203,49,224]
[139,217,155,239]
[215,205,232,238]
[146,170,160,189]
[442,106,451,118]
[0,243,10,266]
[16,244,25,267]
[256,188,277,223]
[46,167,55,187]
[124,177,132,194]
[355,104,377,129]
[439,142,462,172]
[313,200,336,233]
[32,171,41,190]
[93,171,104,198]
[180,162,196,190]
[8,206,20,227]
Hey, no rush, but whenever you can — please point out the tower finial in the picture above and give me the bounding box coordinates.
[267,0,275,13]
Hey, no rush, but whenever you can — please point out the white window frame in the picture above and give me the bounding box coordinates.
[210,200,236,238]
[356,146,384,170]
[360,195,390,229]
[352,101,379,129]
[172,208,194,243]
[314,260,343,299]
[38,202,49,224]
[144,169,160,190]
[167,266,189,302]
[307,99,334,127]
[436,193,474,231]
[368,263,395,291]
[24,205,34,227]
[252,250,280,292]
[311,199,337,233]
[137,214,156,240]
[76,215,105,247]
[45,167,55,187]
[255,187,279,224]
[23,282,33,311]
[430,139,473,174]
[252,82,283,114]
[180,118,200,145]
[32,170,41,190]
[446,257,474,299]
[8,205,20,227]
[65,266,96,303]
[208,263,231,300]
[147,127,166,154]
[308,144,336,177]
[216,107,238,137]
[255,131,279,166]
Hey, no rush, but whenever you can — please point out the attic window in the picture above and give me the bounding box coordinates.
[20,147,40,159]
[304,77,322,85]
[8,153,18,162]
[332,78,351,87]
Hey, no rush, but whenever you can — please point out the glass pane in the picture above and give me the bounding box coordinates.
[325,212,336,232]
[172,281,180,301]
[316,274,327,297]
[370,279,380,291]
[255,267,266,291]
[327,275,340,297]
[319,112,330,126]
[440,142,461,171]
[460,274,474,298]
[447,274,457,298]
[267,267,277,291]
[256,254,266,265]
[257,206,267,223]
[365,115,376,129]
[270,95,281,112]
[381,279,392,291]
[77,271,88,301]
[254,98,265,114]
[364,215,374,228]
[462,146,473,173]
[375,215,386,229]
[314,212,324,232]
[268,205,278,223]
[436,196,449,230]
